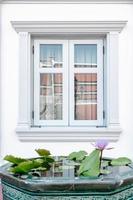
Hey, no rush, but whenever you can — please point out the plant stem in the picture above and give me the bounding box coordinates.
[99,150,103,170]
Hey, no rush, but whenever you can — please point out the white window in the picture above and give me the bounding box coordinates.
[11,21,126,141]
[34,40,68,126]
[34,39,103,127]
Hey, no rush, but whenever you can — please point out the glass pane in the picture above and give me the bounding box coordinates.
[74,44,97,68]
[74,73,97,120]
[40,44,62,68]
[40,74,62,120]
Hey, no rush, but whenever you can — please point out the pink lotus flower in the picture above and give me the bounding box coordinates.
[92,139,113,151]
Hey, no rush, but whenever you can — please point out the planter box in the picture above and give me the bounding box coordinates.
[1,158,133,200]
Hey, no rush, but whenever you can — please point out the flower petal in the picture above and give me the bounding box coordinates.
[95,139,109,150]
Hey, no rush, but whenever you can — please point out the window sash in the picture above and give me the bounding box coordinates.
[34,40,68,126]
[69,40,103,126]
[34,39,103,127]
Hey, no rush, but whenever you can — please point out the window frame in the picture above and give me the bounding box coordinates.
[11,21,126,142]
[34,39,104,127]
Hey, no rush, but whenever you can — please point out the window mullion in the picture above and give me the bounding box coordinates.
[96,40,104,126]
[62,40,69,126]
[69,40,75,126]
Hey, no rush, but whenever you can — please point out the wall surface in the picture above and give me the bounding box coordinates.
[0,3,2,161]
[0,3,133,160]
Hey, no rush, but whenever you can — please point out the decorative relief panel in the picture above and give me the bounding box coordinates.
[2,183,133,200]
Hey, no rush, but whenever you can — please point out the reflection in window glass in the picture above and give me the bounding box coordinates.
[74,44,97,68]
[40,44,62,68]
[74,73,97,120]
[40,74,62,120]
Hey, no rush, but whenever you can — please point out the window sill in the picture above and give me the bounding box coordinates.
[16,126,122,142]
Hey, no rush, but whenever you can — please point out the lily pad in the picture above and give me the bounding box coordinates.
[43,156,55,163]
[10,160,42,174]
[68,151,87,161]
[111,157,132,166]
[101,160,110,168]
[4,155,27,165]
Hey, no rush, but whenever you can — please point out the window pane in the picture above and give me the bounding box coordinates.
[40,44,62,68]
[74,73,97,120]
[40,74,62,120]
[74,44,97,68]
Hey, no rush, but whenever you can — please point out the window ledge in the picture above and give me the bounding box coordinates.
[16,126,122,142]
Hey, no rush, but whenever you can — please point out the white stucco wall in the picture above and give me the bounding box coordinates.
[0,3,133,160]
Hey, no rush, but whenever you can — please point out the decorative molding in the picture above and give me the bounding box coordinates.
[11,21,127,34]
[12,20,126,142]
[1,0,133,4]
[3,182,133,199]
[18,32,31,129]
[106,32,120,126]
[16,127,122,142]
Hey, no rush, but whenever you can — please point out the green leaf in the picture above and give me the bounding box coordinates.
[102,161,110,168]
[10,160,42,174]
[68,152,77,160]
[32,167,47,171]
[111,157,132,166]
[44,156,55,163]
[34,159,44,164]
[35,149,51,156]
[78,149,101,177]
[4,155,27,165]
[68,151,87,161]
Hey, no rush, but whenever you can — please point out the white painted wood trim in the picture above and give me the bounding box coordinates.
[12,20,127,141]
[106,32,120,128]
[1,0,133,4]
[16,126,122,142]
[17,32,31,130]
[34,40,68,126]
[11,21,127,34]
[69,39,103,126]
